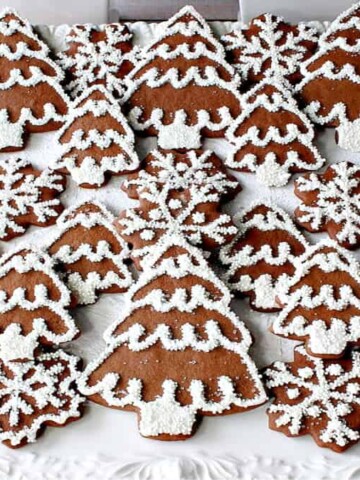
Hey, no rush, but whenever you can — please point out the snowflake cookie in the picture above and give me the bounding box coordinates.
[78,234,266,440]
[0,325,83,448]
[0,247,78,345]
[225,77,325,187]
[222,13,318,87]
[122,5,241,149]
[117,149,239,266]
[53,85,140,188]
[48,201,133,305]
[219,202,308,312]
[264,345,360,452]
[0,8,69,151]
[295,162,360,249]
[0,157,65,241]
[58,23,134,99]
[297,3,360,151]
[271,240,360,358]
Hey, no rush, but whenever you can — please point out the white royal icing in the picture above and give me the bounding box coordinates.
[0,324,40,362]
[57,23,134,99]
[0,348,84,447]
[219,201,308,311]
[53,85,140,187]
[225,76,325,187]
[79,234,266,437]
[0,8,70,149]
[118,149,238,260]
[265,345,360,448]
[222,14,318,86]
[0,157,64,240]
[297,3,360,150]
[0,247,78,344]
[272,240,360,357]
[295,162,360,247]
[122,5,241,149]
[48,200,133,305]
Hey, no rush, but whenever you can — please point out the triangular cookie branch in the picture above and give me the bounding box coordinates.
[0,247,79,346]
[222,13,318,88]
[0,8,69,151]
[53,85,140,188]
[79,234,266,440]
[225,77,325,187]
[297,3,360,151]
[57,23,135,99]
[116,149,239,267]
[48,201,133,305]
[122,5,241,149]
[271,240,360,358]
[220,202,308,312]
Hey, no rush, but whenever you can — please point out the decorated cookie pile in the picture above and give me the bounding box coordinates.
[1,1,360,455]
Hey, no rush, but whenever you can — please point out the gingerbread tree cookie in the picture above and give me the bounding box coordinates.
[48,201,133,306]
[297,3,360,151]
[117,149,239,266]
[0,325,84,448]
[0,8,69,151]
[219,202,308,312]
[222,14,318,87]
[264,346,360,452]
[271,240,360,358]
[53,85,140,188]
[0,248,78,346]
[79,234,266,440]
[0,157,65,241]
[295,162,360,249]
[58,23,134,99]
[122,5,241,149]
[225,77,324,187]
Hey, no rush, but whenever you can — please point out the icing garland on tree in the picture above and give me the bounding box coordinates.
[0,157,65,241]
[297,3,360,151]
[0,8,69,151]
[53,85,140,188]
[117,149,239,265]
[225,77,325,187]
[294,162,360,249]
[219,201,308,312]
[48,201,133,305]
[264,345,360,452]
[0,248,79,345]
[122,5,241,149]
[222,13,318,87]
[271,240,360,358]
[79,234,266,440]
[57,23,135,99]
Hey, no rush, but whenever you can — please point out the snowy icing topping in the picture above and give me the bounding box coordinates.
[0,248,78,344]
[272,240,360,357]
[219,201,308,311]
[48,200,133,305]
[57,23,134,99]
[222,13,318,86]
[265,346,360,450]
[225,77,325,187]
[122,5,241,149]
[53,85,139,187]
[79,234,266,438]
[0,348,84,447]
[118,149,238,261]
[0,157,65,241]
[295,162,360,248]
[0,8,69,150]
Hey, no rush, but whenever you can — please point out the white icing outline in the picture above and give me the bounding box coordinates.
[79,234,266,438]
[225,77,325,187]
[219,201,308,311]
